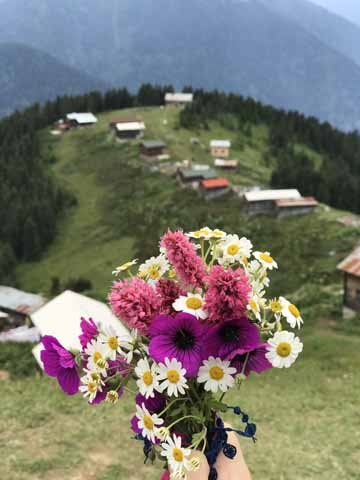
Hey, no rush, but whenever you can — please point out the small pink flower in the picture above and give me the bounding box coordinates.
[109,277,160,335]
[156,278,185,316]
[204,266,251,323]
[160,230,206,289]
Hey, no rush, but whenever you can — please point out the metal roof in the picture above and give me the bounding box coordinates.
[31,290,128,351]
[210,140,231,148]
[66,112,98,124]
[275,197,318,208]
[115,121,146,131]
[244,189,301,202]
[141,140,166,149]
[214,159,238,168]
[165,92,193,103]
[0,286,46,315]
[201,178,230,189]
[180,168,217,180]
[337,247,360,278]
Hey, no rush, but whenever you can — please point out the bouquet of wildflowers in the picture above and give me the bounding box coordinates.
[41,227,303,479]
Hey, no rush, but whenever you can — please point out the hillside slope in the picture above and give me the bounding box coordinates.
[1,1,360,128]
[0,43,106,117]
[16,107,360,313]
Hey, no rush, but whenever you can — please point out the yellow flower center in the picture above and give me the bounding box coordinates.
[148,265,161,280]
[143,415,154,430]
[106,390,119,404]
[185,297,202,310]
[167,369,180,383]
[269,299,282,313]
[143,371,153,386]
[168,268,176,278]
[249,298,259,312]
[209,366,224,380]
[276,342,292,358]
[172,447,184,462]
[90,372,101,382]
[93,351,103,363]
[212,229,225,238]
[260,252,273,263]
[107,336,119,350]
[289,304,300,318]
[227,244,240,256]
[88,381,98,394]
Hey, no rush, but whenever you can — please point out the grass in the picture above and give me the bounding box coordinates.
[1,324,359,480]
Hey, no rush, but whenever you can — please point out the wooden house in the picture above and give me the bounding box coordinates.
[66,112,98,126]
[244,189,301,215]
[0,286,46,332]
[275,197,318,217]
[165,92,193,107]
[200,178,231,199]
[177,168,217,189]
[214,159,238,169]
[113,120,146,139]
[210,140,231,158]
[338,247,360,314]
[140,140,166,159]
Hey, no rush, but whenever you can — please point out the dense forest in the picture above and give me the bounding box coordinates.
[1,84,360,284]
[180,90,360,213]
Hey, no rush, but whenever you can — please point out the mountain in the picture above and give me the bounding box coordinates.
[0,43,106,117]
[1,1,360,129]
[262,0,360,67]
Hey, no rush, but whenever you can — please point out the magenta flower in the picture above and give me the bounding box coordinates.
[40,336,80,395]
[149,313,205,377]
[204,266,251,323]
[231,344,272,376]
[135,392,166,414]
[160,230,206,289]
[109,277,160,335]
[204,317,260,360]
[156,278,185,316]
[79,317,98,349]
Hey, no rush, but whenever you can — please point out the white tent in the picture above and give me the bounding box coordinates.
[31,290,128,355]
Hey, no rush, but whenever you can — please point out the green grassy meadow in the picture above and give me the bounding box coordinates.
[3,106,360,479]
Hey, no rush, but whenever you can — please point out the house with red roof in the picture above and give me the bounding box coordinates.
[337,247,360,314]
[200,178,231,199]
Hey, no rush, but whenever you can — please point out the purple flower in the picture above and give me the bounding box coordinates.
[204,317,260,360]
[79,317,99,349]
[40,336,80,395]
[149,313,205,377]
[131,414,142,434]
[231,344,272,376]
[135,392,166,414]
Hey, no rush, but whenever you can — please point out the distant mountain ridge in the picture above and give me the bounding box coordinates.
[0,43,107,117]
[1,0,360,129]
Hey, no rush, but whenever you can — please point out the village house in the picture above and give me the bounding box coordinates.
[177,167,217,189]
[244,189,317,216]
[337,247,360,315]
[66,112,98,127]
[165,92,193,107]
[210,140,231,158]
[214,158,238,170]
[275,197,318,217]
[200,178,231,199]
[111,118,146,139]
[140,140,166,159]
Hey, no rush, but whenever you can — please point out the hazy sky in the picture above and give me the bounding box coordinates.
[311,0,360,26]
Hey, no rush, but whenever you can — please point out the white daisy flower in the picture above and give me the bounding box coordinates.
[253,251,278,270]
[118,329,138,363]
[138,254,169,283]
[136,403,164,444]
[85,339,109,374]
[266,331,303,368]
[98,325,126,360]
[218,234,253,265]
[211,228,227,239]
[247,295,263,321]
[186,227,213,240]
[279,297,303,329]
[157,358,188,397]
[172,293,207,320]
[160,434,193,479]
[112,259,138,276]
[197,356,236,393]
[79,372,104,403]
[135,358,162,399]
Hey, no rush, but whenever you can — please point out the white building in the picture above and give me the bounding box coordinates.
[165,92,193,106]
[66,112,98,126]
[210,140,231,158]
